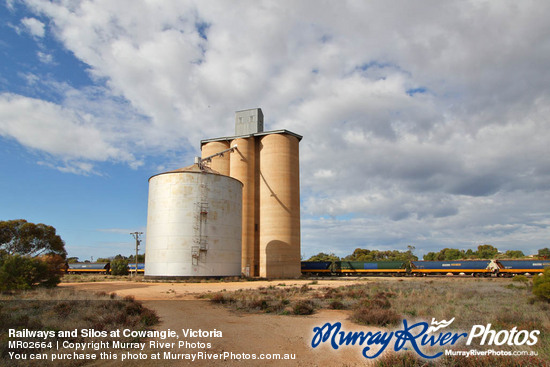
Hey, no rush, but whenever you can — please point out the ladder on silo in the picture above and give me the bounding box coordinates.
[192,183,209,265]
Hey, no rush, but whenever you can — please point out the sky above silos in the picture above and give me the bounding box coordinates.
[1,0,549,260]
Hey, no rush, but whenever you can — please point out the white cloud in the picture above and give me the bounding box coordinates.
[9,0,550,255]
[0,92,142,174]
[37,50,54,64]
[21,17,45,38]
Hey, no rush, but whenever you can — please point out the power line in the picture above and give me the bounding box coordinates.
[130,232,143,277]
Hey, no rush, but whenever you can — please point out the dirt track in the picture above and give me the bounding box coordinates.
[59,279,377,366]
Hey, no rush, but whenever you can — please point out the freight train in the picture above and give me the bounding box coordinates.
[65,259,550,277]
[301,259,550,277]
[66,262,144,274]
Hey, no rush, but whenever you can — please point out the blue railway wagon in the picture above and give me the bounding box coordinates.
[496,260,550,275]
[333,261,407,275]
[128,263,145,273]
[411,260,492,275]
[67,262,110,274]
[301,261,333,275]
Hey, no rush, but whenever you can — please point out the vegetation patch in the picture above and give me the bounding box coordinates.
[201,278,550,361]
[375,352,548,367]
[0,288,159,366]
[533,268,550,301]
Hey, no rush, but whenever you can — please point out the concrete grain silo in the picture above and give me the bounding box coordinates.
[229,136,258,277]
[145,163,242,279]
[201,141,231,176]
[200,108,302,278]
[259,133,301,278]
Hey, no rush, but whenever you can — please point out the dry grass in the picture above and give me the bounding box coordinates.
[0,288,159,367]
[203,284,322,315]
[201,278,550,362]
[375,352,548,367]
[60,274,142,283]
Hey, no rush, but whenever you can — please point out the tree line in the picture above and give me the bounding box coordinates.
[67,253,145,264]
[1,219,149,284]
[67,254,146,276]
[308,245,550,262]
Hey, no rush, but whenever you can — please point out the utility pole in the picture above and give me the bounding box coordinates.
[130,232,143,277]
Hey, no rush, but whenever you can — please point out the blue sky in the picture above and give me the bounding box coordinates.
[1,1,549,261]
[0,133,149,260]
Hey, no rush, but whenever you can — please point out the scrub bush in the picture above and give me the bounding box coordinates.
[292,300,315,315]
[110,258,129,275]
[533,268,550,301]
[351,306,401,327]
[0,254,62,291]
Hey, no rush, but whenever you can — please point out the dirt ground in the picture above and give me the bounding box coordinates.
[59,279,380,366]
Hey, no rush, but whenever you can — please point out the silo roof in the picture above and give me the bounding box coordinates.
[149,163,243,185]
[164,163,220,175]
[200,129,303,145]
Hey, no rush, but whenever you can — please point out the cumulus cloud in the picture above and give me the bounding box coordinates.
[20,17,45,38]
[5,0,550,254]
[0,92,143,174]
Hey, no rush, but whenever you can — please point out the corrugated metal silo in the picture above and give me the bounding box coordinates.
[145,164,242,278]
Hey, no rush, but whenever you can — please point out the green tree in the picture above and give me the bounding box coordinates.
[0,220,66,291]
[307,252,339,262]
[0,219,66,258]
[441,248,465,260]
[423,248,465,261]
[501,250,525,259]
[111,258,129,275]
[0,253,63,290]
[475,244,499,259]
[538,248,550,259]
[345,248,417,262]
[406,245,416,261]
[423,252,437,261]
[128,253,146,263]
[533,268,550,301]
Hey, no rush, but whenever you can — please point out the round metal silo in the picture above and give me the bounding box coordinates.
[201,141,231,176]
[259,133,301,278]
[145,164,242,279]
